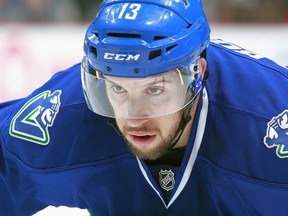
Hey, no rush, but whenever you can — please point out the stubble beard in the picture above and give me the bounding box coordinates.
[122,122,180,161]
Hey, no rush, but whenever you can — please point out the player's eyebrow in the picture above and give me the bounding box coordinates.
[105,76,173,88]
[144,77,171,86]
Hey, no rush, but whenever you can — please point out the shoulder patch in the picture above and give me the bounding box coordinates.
[264,110,288,158]
[9,90,62,145]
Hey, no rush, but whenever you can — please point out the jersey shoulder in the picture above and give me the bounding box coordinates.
[202,40,288,182]
[206,39,288,119]
[0,63,128,169]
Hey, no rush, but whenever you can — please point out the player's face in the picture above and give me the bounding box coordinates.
[115,111,183,160]
[104,72,189,160]
[104,58,207,160]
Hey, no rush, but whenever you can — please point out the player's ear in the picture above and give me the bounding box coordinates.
[200,58,207,76]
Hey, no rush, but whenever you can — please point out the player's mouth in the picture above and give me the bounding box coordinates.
[127,131,157,146]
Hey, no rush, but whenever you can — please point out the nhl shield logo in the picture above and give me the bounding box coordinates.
[264,109,288,158]
[159,169,175,191]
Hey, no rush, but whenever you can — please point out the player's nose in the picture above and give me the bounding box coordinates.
[126,118,149,128]
[126,97,151,119]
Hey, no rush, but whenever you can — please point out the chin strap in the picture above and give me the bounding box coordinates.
[107,118,122,136]
[168,101,193,150]
[169,68,209,150]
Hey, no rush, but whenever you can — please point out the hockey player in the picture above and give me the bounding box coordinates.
[1,0,288,215]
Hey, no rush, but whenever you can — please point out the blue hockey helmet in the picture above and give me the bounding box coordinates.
[81,0,210,119]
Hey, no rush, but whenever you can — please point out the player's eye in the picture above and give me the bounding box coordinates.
[112,85,126,93]
[147,87,164,95]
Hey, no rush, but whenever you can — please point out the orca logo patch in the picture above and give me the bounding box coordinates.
[264,110,288,158]
[9,90,62,145]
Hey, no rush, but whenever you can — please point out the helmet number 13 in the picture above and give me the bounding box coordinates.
[118,3,142,20]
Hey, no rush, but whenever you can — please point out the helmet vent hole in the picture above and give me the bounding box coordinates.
[88,66,96,76]
[166,44,178,52]
[149,50,162,60]
[154,36,167,41]
[91,46,97,57]
[186,24,192,29]
[107,33,141,38]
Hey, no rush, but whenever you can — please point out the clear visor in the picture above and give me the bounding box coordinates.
[81,56,203,119]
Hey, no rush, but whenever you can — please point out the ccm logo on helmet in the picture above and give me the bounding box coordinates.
[104,53,141,61]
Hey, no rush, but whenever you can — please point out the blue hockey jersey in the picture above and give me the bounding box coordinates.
[1,40,288,215]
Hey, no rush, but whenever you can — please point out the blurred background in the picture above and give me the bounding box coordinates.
[0,0,287,103]
[1,0,287,23]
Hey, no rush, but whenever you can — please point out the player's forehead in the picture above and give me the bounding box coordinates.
[104,70,181,86]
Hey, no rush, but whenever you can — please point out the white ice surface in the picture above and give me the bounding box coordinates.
[33,206,90,216]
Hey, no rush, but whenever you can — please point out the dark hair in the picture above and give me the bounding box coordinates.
[200,49,207,59]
